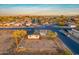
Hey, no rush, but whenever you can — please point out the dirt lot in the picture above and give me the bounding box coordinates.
[0,30,15,54]
[16,38,66,54]
[0,30,70,55]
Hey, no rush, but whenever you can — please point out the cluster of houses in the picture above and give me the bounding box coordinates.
[27,30,48,40]
[0,16,56,27]
[0,22,22,27]
[0,19,38,27]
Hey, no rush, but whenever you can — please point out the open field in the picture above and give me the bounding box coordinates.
[0,30,72,55]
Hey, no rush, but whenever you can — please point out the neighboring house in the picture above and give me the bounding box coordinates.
[69,25,76,28]
[43,22,49,25]
[9,22,15,25]
[32,23,38,26]
[25,22,32,27]
[73,17,79,21]
[68,22,76,28]
[39,30,48,36]
[3,23,10,27]
[14,23,22,27]
[28,35,40,39]
[0,24,3,26]
[71,29,79,38]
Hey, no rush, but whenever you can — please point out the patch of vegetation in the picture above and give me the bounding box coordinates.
[63,50,72,55]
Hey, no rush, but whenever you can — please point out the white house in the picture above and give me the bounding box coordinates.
[67,22,76,28]
[26,22,32,27]
[68,23,76,28]
[28,35,40,39]
[70,25,76,28]
[14,23,22,27]
[39,30,48,36]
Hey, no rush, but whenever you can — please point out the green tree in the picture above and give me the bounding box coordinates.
[12,30,27,47]
[47,30,57,39]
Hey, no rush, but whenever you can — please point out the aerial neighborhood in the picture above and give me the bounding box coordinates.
[0,15,78,28]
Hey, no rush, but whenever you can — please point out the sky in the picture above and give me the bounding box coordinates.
[0,4,79,16]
